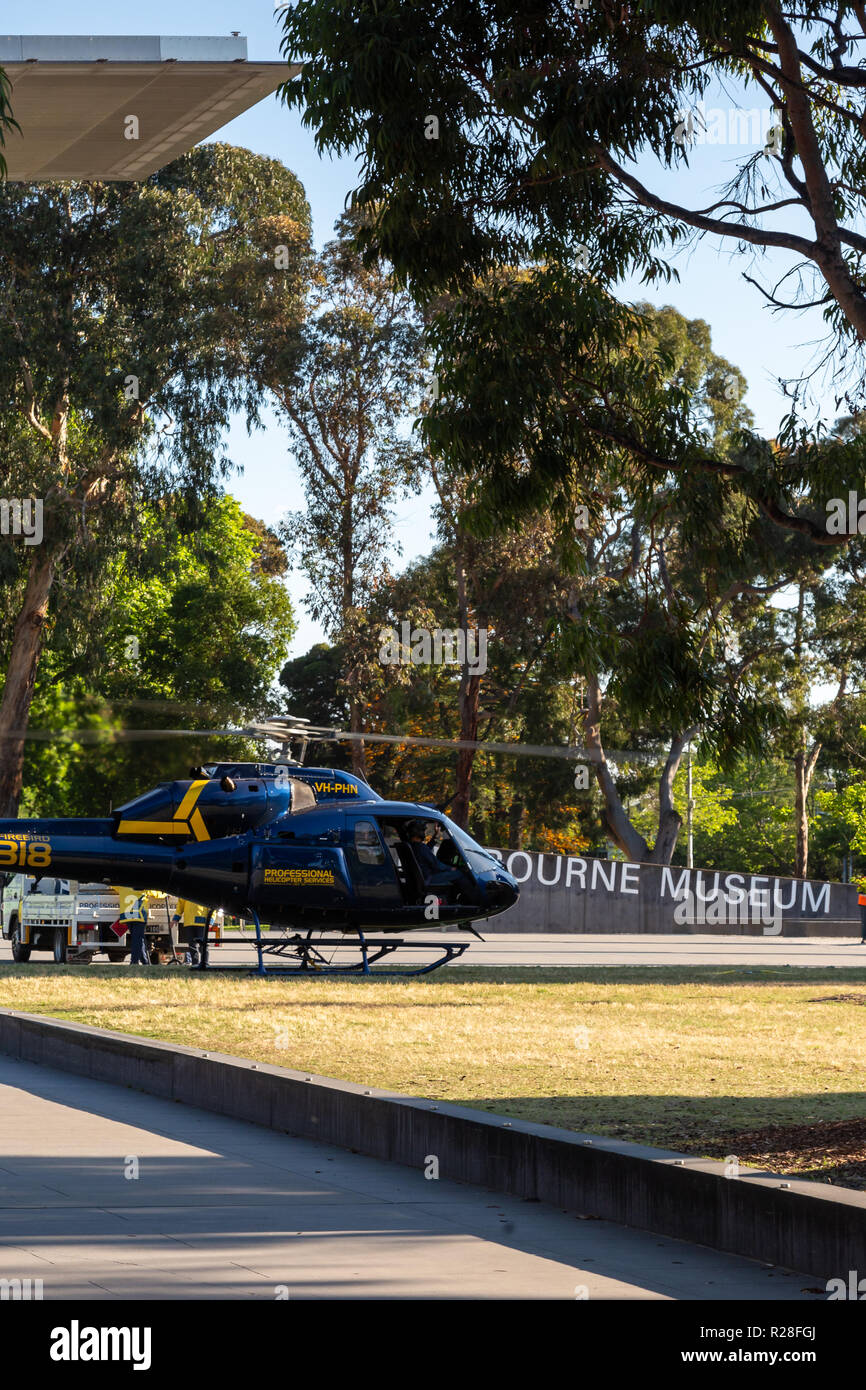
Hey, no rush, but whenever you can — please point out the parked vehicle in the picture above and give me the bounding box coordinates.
[1,877,177,963]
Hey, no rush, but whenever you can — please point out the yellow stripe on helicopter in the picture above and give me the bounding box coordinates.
[116,779,211,843]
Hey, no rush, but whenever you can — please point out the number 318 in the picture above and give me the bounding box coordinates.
[0,839,52,868]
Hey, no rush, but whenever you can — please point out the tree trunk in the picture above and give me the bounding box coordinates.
[507,797,526,850]
[349,697,367,779]
[583,670,697,865]
[794,736,822,879]
[794,749,808,879]
[450,526,480,829]
[0,548,62,816]
[452,669,480,828]
[340,497,368,779]
[790,583,823,880]
[583,673,650,861]
[646,728,698,864]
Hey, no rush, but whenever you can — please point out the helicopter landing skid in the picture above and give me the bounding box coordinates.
[198,917,471,977]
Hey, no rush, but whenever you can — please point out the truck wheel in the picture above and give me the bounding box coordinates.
[10,920,31,963]
[52,929,68,964]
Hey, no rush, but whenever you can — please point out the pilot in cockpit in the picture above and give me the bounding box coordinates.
[407,820,445,880]
[406,820,475,902]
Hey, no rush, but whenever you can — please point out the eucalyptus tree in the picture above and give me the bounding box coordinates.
[279,1,866,550]
[0,143,310,814]
[17,497,295,818]
[271,215,428,775]
[281,1,866,384]
[279,0,866,857]
[427,297,792,861]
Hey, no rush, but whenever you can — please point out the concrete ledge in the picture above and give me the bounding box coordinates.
[0,35,251,63]
[0,1008,862,1279]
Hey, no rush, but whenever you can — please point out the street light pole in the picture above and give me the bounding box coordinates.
[687,741,694,870]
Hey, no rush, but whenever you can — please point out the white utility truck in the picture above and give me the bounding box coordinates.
[1,877,177,963]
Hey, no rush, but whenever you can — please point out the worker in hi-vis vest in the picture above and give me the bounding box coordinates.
[858,887,866,944]
[173,899,208,966]
[112,887,149,966]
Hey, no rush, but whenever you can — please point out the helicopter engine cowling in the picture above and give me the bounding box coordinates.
[113,775,293,844]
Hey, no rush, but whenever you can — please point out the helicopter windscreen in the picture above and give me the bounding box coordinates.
[435,816,502,874]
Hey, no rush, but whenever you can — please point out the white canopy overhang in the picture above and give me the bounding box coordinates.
[0,35,297,180]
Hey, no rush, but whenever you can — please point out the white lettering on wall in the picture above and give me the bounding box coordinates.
[505,851,533,884]
[620,863,640,895]
[590,860,617,892]
[694,870,721,901]
[802,881,830,913]
[537,855,562,886]
[661,867,690,900]
[723,873,746,904]
[565,857,587,888]
[486,849,838,920]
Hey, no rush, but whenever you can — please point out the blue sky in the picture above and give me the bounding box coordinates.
[3,1,844,656]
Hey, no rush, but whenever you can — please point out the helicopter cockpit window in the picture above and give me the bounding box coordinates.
[354,820,386,866]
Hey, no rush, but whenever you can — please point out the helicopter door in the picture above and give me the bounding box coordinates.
[346,818,402,907]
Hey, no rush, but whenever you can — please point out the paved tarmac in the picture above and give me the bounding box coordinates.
[443,932,866,968]
[133,930,866,970]
[0,1055,824,1300]
[2,932,864,971]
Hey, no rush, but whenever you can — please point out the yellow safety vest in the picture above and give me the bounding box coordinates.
[111,887,146,923]
[112,889,167,922]
[176,899,208,927]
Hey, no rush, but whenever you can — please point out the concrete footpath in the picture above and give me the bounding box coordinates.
[0,1055,821,1300]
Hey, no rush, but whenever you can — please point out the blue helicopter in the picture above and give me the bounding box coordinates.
[0,718,521,976]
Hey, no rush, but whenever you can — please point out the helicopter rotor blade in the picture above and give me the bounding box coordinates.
[247,721,657,764]
[4,716,661,764]
[0,727,253,745]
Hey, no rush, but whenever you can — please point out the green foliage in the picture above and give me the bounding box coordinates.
[279,2,865,334]
[0,65,17,179]
[0,142,311,593]
[0,142,312,811]
[272,213,426,634]
[97,495,294,708]
[19,496,294,816]
[279,2,866,534]
[629,756,737,849]
[280,642,352,736]
[815,779,866,861]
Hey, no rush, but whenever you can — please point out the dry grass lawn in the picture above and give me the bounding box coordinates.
[1,963,865,1187]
